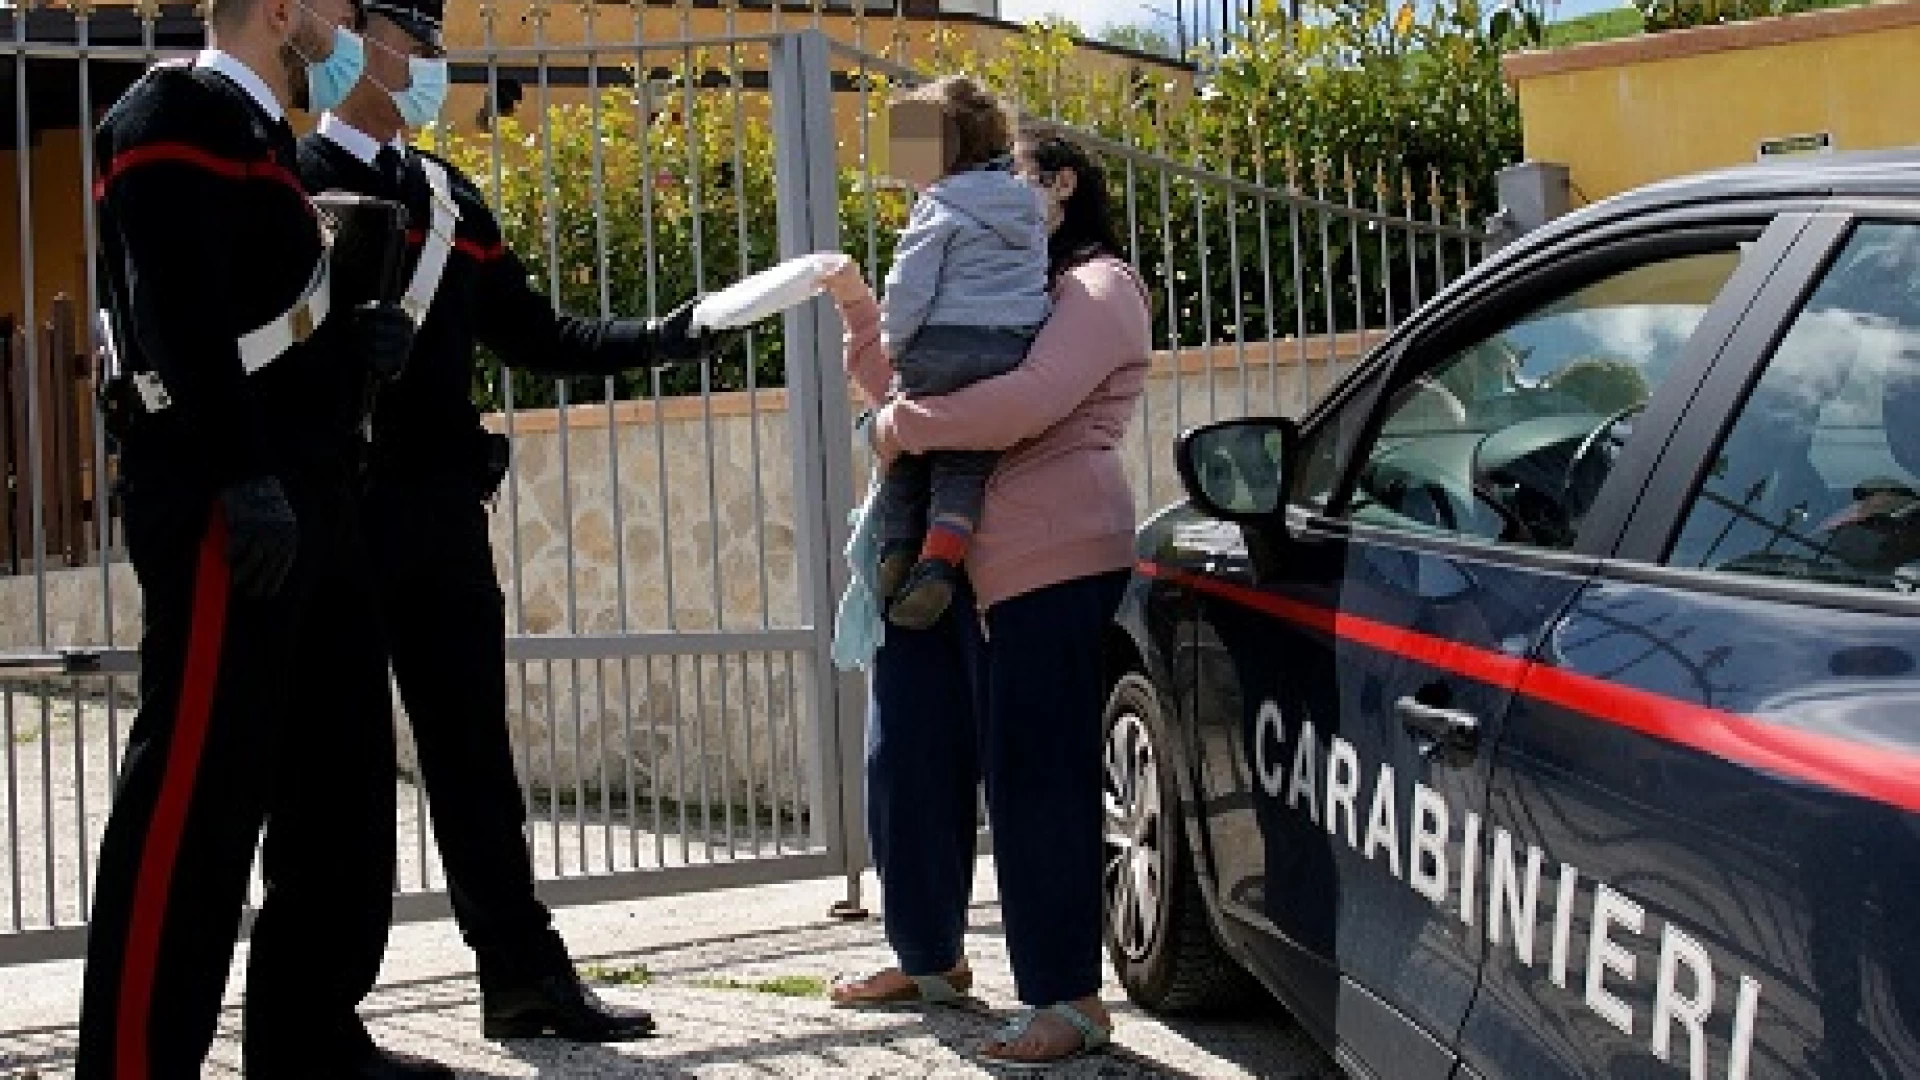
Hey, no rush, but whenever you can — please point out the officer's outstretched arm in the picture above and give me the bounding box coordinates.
[475,241,719,377]
[100,127,269,486]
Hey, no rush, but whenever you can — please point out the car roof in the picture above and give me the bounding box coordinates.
[1604,145,1920,214]
[1489,146,1920,273]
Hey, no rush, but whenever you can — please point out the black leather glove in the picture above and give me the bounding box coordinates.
[353,301,416,382]
[219,476,299,599]
[648,296,729,366]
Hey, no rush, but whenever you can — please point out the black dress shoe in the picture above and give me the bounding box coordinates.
[265,1045,455,1079]
[483,969,657,1041]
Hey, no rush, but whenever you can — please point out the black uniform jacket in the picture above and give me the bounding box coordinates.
[296,134,661,478]
[96,63,367,489]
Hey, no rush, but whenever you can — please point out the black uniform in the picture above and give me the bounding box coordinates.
[78,62,401,1077]
[296,128,696,1021]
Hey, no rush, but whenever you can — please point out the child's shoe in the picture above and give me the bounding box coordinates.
[887,559,961,630]
[876,541,918,604]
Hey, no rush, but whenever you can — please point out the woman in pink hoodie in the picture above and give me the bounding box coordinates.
[824,133,1152,1067]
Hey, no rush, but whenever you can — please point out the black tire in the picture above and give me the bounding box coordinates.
[1102,672,1265,1016]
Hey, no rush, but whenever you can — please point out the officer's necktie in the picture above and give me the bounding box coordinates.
[375,145,408,194]
[270,118,298,165]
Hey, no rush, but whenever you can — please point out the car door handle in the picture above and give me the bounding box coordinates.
[1395,695,1481,754]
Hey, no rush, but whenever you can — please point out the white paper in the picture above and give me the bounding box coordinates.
[691,252,852,332]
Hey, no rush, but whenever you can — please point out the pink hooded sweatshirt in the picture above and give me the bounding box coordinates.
[835,254,1153,610]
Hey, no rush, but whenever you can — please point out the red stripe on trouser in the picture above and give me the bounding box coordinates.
[115,509,231,1079]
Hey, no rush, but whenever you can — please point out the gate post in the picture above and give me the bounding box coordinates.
[770,29,869,916]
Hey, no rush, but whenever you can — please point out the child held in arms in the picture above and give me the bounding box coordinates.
[870,75,1050,630]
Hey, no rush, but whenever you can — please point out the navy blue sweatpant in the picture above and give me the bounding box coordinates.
[866,569,1128,1007]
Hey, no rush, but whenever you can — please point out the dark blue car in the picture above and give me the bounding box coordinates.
[1101,151,1920,1080]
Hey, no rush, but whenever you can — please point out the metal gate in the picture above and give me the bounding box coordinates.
[0,0,1485,965]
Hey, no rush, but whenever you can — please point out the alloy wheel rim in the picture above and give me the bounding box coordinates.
[1104,708,1164,963]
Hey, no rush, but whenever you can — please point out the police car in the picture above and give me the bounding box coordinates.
[1101,151,1920,1080]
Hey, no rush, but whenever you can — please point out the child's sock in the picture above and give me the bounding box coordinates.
[919,516,974,568]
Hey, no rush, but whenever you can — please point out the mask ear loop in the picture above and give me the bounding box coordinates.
[362,31,404,94]
[362,29,433,94]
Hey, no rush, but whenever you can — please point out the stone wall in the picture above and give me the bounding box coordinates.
[0,334,1371,809]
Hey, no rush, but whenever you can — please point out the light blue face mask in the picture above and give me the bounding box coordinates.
[302,24,366,112]
[392,56,448,128]
[368,38,449,129]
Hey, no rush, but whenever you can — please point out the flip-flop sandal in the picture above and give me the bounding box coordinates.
[978,1001,1112,1070]
[830,969,976,1009]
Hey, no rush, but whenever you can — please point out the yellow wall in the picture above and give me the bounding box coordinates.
[1505,1,1920,204]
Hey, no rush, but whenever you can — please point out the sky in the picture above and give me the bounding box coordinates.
[996,0,1623,36]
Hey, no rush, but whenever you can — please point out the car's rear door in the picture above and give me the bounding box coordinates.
[1459,210,1920,1080]
[1168,211,1799,1079]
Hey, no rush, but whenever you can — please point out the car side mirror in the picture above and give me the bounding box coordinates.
[1176,417,1299,525]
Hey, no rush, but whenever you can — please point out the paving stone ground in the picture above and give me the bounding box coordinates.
[0,862,1337,1078]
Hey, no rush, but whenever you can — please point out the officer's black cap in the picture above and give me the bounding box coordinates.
[364,0,443,50]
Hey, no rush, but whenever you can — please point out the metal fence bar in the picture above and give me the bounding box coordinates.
[526,4,570,875]
[5,690,18,931]
[1404,171,1423,314]
[1346,163,1367,365]
[1122,158,1154,501]
[579,0,617,879]
[854,17,882,315]
[75,6,113,918]
[11,16,63,927]
[628,25,674,874]
[1376,167,1396,332]
[677,11,722,863]
[770,28,861,899]
[1316,163,1339,409]
[1287,162,1310,415]
[478,0,543,878]
[1191,135,1217,422]
[1155,149,1183,444]
[1225,181,1249,417]
[720,7,769,861]
[1451,176,1466,278]
[1253,152,1278,416]
[782,650,803,855]
[15,0,46,640]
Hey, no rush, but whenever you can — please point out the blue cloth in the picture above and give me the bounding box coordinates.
[879,166,1051,353]
[831,412,887,672]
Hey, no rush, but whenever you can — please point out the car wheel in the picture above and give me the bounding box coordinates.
[1102,672,1263,1015]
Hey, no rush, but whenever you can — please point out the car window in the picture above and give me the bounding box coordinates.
[1667,222,1920,594]
[1336,249,1745,550]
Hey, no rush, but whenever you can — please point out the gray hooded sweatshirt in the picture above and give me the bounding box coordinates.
[879,165,1052,353]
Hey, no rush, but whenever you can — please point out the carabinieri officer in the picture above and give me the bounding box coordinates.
[297,0,720,1043]
[78,0,446,1075]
